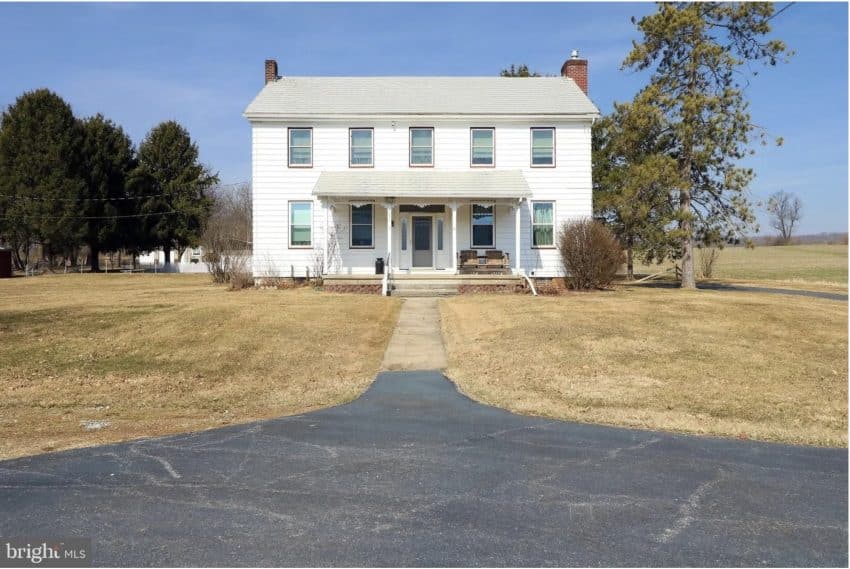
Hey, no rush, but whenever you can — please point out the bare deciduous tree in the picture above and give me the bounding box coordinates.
[201,183,252,285]
[766,191,803,245]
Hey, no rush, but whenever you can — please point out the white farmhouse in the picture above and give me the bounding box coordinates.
[244,53,599,293]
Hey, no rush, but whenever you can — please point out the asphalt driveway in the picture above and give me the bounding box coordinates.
[1,371,846,566]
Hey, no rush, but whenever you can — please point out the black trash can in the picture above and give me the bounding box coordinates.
[375,257,384,275]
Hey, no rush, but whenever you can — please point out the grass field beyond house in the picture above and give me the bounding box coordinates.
[0,274,401,459]
[441,287,848,447]
[635,244,848,289]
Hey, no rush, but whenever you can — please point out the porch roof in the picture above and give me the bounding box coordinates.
[311,170,531,200]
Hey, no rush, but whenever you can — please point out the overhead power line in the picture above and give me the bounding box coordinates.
[0,181,250,202]
[0,210,185,221]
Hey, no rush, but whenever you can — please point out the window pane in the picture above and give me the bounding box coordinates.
[401,219,407,250]
[533,226,554,247]
[351,129,372,147]
[411,129,432,147]
[472,204,494,225]
[351,204,372,225]
[290,147,311,165]
[472,147,493,165]
[291,226,311,246]
[351,225,372,247]
[411,147,433,165]
[531,129,553,148]
[437,219,444,250]
[290,202,312,226]
[290,129,311,147]
[351,147,373,165]
[472,225,494,247]
[533,202,554,224]
[472,129,493,146]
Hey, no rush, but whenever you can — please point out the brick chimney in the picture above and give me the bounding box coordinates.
[561,50,588,95]
[265,59,279,84]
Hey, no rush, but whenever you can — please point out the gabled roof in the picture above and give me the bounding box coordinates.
[311,170,531,199]
[244,77,599,119]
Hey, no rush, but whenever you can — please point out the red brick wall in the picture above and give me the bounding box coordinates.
[561,59,588,94]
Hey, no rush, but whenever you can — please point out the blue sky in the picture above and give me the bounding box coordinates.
[1,2,846,235]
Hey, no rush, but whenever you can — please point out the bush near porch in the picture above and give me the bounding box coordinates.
[440,287,848,447]
[0,274,401,459]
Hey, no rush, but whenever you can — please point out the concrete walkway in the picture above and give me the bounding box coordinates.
[382,297,447,371]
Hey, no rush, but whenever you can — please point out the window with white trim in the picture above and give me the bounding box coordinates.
[471,204,495,248]
[437,219,444,250]
[532,202,555,247]
[289,201,312,247]
[410,128,434,166]
[531,128,555,167]
[470,128,495,166]
[349,128,373,167]
[288,128,312,167]
[350,204,374,248]
[401,219,408,250]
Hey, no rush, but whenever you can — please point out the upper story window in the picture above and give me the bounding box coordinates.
[410,127,434,167]
[470,128,495,167]
[288,128,312,167]
[531,127,555,167]
[349,128,374,167]
[289,201,312,247]
[471,204,495,248]
[350,204,374,248]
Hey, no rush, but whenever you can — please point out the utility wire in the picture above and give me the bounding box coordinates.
[0,210,185,221]
[0,181,250,202]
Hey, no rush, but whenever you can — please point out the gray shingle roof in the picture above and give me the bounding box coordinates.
[311,170,531,199]
[244,77,598,118]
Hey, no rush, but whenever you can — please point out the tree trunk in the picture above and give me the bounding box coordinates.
[626,245,634,280]
[679,189,696,289]
[164,247,172,264]
[90,243,100,272]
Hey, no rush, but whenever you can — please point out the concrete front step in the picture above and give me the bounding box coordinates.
[393,289,458,297]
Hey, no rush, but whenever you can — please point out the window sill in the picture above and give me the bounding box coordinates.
[288,164,313,169]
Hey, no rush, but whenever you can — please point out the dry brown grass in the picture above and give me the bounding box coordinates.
[0,274,401,459]
[440,287,848,447]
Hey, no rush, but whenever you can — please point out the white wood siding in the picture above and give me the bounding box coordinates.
[252,119,592,277]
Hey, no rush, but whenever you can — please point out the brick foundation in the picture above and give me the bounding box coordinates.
[323,284,382,294]
[458,283,526,294]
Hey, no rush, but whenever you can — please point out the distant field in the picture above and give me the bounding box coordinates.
[635,244,847,287]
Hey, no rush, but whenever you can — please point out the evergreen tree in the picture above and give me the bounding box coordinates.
[135,121,217,263]
[500,64,542,77]
[79,114,137,271]
[592,98,682,278]
[623,2,791,288]
[0,89,84,269]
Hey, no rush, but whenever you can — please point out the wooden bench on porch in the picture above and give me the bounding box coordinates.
[458,250,511,275]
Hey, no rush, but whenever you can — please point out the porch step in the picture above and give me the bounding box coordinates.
[392,288,458,298]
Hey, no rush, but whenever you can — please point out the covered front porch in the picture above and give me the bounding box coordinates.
[312,170,533,278]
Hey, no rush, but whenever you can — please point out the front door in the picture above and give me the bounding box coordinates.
[412,216,433,268]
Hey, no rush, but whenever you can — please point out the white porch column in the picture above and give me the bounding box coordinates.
[448,202,459,274]
[382,202,394,269]
[324,199,331,275]
[514,200,522,275]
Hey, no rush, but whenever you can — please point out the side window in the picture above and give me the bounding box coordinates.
[470,128,495,167]
[289,201,312,247]
[288,128,312,167]
[532,202,555,247]
[437,219,444,250]
[530,128,555,167]
[349,128,374,167]
[350,204,374,248]
[410,128,434,166]
[401,218,408,250]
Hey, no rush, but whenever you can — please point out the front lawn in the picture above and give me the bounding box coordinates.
[440,287,847,446]
[0,274,401,459]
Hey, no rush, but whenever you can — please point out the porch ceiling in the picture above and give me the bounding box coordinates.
[311,170,531,200]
